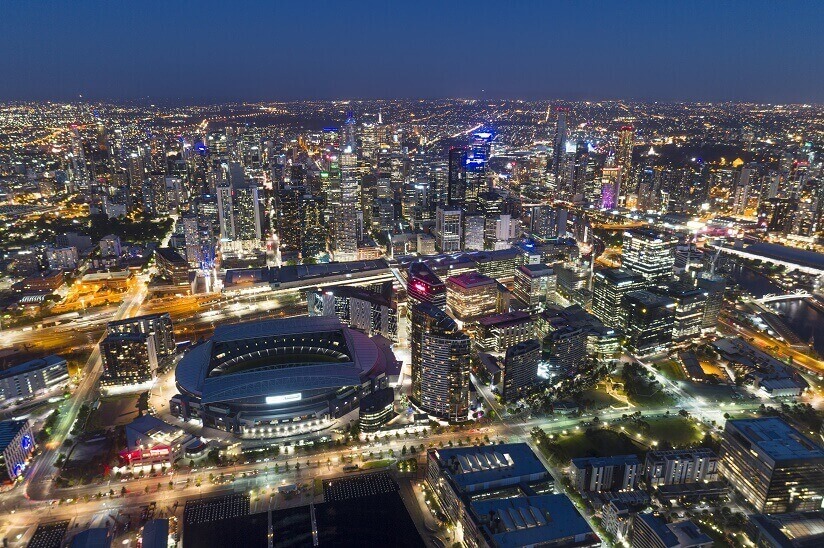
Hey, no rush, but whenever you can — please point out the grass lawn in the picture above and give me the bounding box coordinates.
[361,459,395,470]
[542,429,645,462]
[622,416,705,448]
[654,359,685,381]
[580,388,626,410]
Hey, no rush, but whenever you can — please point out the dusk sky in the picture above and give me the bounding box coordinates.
[1,0,822,103]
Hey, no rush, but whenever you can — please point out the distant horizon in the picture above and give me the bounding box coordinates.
[2,1,822,104]
[3,96,822,107]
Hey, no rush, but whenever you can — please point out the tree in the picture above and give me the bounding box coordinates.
[121,487,126,496]
[401,445,407,456]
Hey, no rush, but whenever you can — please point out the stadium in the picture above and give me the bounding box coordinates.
[171,316,389,437]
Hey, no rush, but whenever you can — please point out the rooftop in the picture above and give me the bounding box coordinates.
[0,354,65,379]
[477,311,532,328]
[594,267,645,284]
[517,263,554,277]
[431,443,547,492]
[726,418,824,462]
[471,494,595,548]
[447,271,496,289]
[0,419,30,452]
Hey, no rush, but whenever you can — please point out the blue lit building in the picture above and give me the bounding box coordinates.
[0,419,35,482]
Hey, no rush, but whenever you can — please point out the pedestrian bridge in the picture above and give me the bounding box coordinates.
[756,291,812,304]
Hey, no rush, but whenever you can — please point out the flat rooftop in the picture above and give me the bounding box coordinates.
[594,267,645,284]
[0,419,29,452]
[477,311,532,328]
[447,271,496,289]
[726,418,824,462]
[0,354,65,379]
[471,494,595,548]
[432,443,547,491]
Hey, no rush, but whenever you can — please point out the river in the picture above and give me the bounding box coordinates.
[729,263,824,356]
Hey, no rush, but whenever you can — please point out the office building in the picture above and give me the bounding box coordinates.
[513,263,556,312]
[46,246,79,271]
[358,387,395,433]
[99,234,122,258]
[476,311,535,353]
[621,229,678,284]
[0,419,34,482]
[308,285,399,342]
[436,206,463,253]
[591,267,647,328]
[623,290,675,356]
[720,418,824,513]
[631,513,712,548]
[468,494,599,548]
[407,261,447,311]
[655,283,706,344]
[0,355,69,403]
[107,313,176,357]
[335,145,359,261]
[696,273,725,335]
[99,333,158,386]
[154,247,190,287]
[232,181,262,243]
[446,271,504,321]
[502,339,540,403]
[570,455,641,494]
[410,303,471,422]
[748,511,824,548]
[644,449,719,488]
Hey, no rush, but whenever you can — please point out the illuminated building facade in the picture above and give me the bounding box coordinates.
[720,418,824,513]
[446,271,502,321]
[621,229,678,284]
[407,261,447,311]
[591,267,647,328]
[623,290,675,356]
[410,303,470,423]
[502,339,540,403]
[0,419,35,482]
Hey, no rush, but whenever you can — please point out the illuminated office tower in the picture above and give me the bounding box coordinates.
[571,140,593,202]
[621,229,677,284]
[407,262,446,311]
[558,140,578,201]
[215,182,234,240]
[655,283,705,344]
[446,271,502,321]
[463,214,485,251]
[410,303,471,423]
[600,167,622,209]
[430,161,448,210]
[301,195,327,260]
[502,339,541,403]
[68,126,90,190]
[342,111,357,153]
[447,147,467,208]
[435,206,462,253]
[622,290,675,356]
[127,152,145,206]
[464,130,492,212]
[616,126,634,176]
[591,267,647,328]
[335,145,359,261]
[721,418,824,513]
[514,264,557,313]
[696,272,725,335]
[733,166,754,214]
[549,107,569,192]
[182,213,202,267]
[232,181,262,243]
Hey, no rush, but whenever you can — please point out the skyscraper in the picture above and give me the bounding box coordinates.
[447,147,467,208]
[622,290,675,356]
[550,107,569,194]
[410,303,471,423]
[621,229,678,284]
[335,144,359,261]
[591,267,647,328]
[616,125,634,176]
[407,262,446,311]
[232,181,262,243]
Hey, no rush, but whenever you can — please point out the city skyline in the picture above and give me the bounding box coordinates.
[1,1,823,103]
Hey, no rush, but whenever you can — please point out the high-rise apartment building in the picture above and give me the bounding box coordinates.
[410,303,471,423]
[407,262,447,311]
[445,271,503,321]
[435,206,462,253]
[502,339,541,403]
[100,333,158,386]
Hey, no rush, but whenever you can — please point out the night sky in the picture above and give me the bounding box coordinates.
[1,1,822,103]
